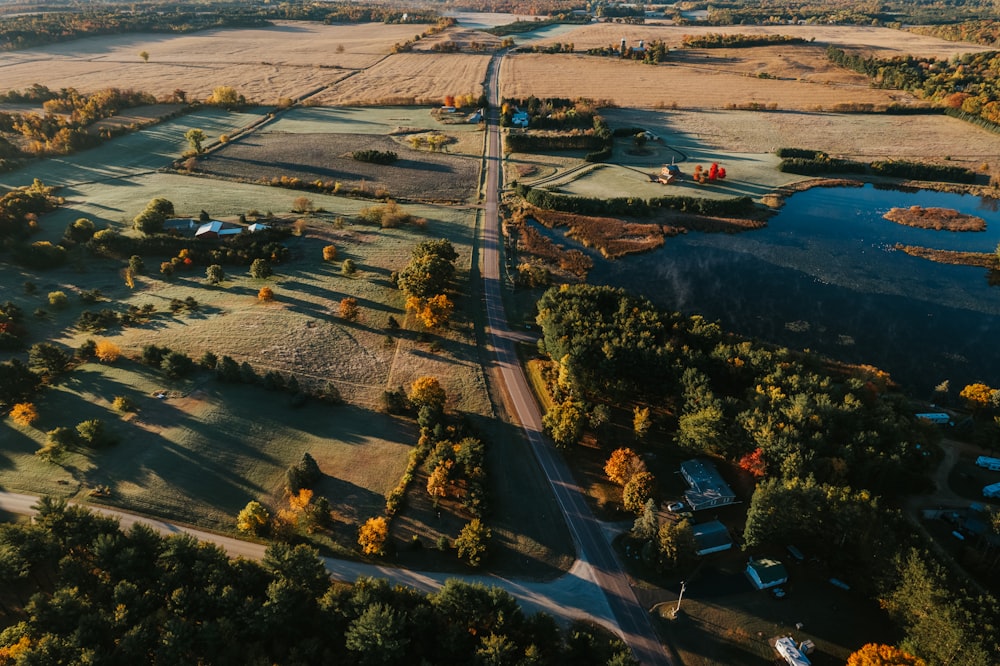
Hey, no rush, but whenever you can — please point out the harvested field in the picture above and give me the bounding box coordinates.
[500,52,910,110]
[0,21,415,101]
[534,22,995,58]
[603,108,1000,167]
[86,104,181,133]
[412,26,501,52]
[311,52,490,106]
[884,206,986,231]
[196,131,480,203]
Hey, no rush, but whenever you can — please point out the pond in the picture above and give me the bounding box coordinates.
[585,184,1000,394]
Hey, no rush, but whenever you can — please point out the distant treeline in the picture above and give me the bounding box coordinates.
[776,149,978,183]
[0,7,268,51]
[486,13,590,37]
[515,183,757,218]
[680,33,806,48]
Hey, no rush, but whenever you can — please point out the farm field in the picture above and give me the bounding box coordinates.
[0,107,267,190]
[0,21,418,101]
[500,52,910,110]
[193,106,485,203]
[506,106,1000,205]
[531,22,995,59]
[310,52,491,106]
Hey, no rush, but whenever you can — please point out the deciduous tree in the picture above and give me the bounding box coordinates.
[10,402,38,427]
[604,447,644,486]
[236,500,270,535]
[542,399,585,448]
[250,258,272,279]
[633,406,651,439]
[205,264,224,284]
[339,297,359,321]
[322,245,337,261]
[658,519,696,571]
[184,128,205,154]
[455,518,491,567]
[358,517,388,556]
[258,286,274,302]
[846,643,926,666]
[622,471,656,514]
[410,376,446,413]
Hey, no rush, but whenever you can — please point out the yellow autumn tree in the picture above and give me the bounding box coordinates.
[406,294,453,328]
[410,376,446,412]
[604,447,645,486]
[427,460,453,499]
[846,643,926,666]
[358,516,388,555]
[94,339,121,363]
[236,500,270,535]
[289,488,313,512]
[10,402,39,427]
[960,382,994,411]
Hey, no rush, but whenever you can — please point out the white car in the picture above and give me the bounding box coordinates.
[666,501,686,513]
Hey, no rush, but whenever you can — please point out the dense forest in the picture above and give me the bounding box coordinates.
[534,284,1000,664]
[0,498,636,665]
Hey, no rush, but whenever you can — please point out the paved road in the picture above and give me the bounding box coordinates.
[479,55,673,666]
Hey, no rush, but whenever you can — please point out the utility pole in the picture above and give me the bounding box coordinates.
[671,581,687,618]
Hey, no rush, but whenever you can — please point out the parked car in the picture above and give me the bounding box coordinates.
[666,501,686,513]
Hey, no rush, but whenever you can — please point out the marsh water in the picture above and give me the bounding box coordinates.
[582,184,1000,394]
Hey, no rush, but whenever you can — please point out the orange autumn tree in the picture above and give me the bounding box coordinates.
[846,644,926,666]
[604,447,645,486]
[10,402,38,427]
[258,286,274,302]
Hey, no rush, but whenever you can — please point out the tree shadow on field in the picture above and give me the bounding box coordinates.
[0,424,37,473]
[313,475,386,526]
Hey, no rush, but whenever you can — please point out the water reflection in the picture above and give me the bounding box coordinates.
[586,184,1000,393]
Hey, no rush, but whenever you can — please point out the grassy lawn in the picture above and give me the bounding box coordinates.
[1,362,414,534]
[0,107,269,190]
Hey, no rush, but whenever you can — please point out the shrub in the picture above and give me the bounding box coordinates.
[206,264,225,284]
[10,402,38,427]
[292,196,314,213]
[341,259,356,275]
[199,351,218,369]
[322,245,337,261]
[112,396,134,412]
[258,286,274,302]
[352,149,398,164]
[94,340,121,363]
[140,344,168,367]
[250,258,272,279]
[339,297,359,321]
[48,291,68,309]
[128,255,145,274]
[76,418,115,448]
[77,339,97,359]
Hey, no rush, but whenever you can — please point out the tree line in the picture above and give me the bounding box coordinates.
[776,148,978,183]
[0,497,637,665]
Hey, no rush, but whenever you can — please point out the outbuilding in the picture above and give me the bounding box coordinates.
[746,558,788,590]
[692,521,733,556]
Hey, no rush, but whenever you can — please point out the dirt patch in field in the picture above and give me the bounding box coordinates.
[312,52,490,106]
[192,131,480,203]
[412,26,502,52]
[884,206,987,231]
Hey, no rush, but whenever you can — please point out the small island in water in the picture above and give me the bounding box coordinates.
[883,205,986,231]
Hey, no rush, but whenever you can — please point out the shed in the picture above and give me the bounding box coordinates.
[680,459,736,510]
[247,223,270,233]
[195,220,243,239]
[511,111,529,128]
[163,218,198,234]
[692,521,732,556]
[984,482,1000,498]
[746,558,788,590]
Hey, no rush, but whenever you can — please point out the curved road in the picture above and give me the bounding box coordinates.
[479,55,672,666]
